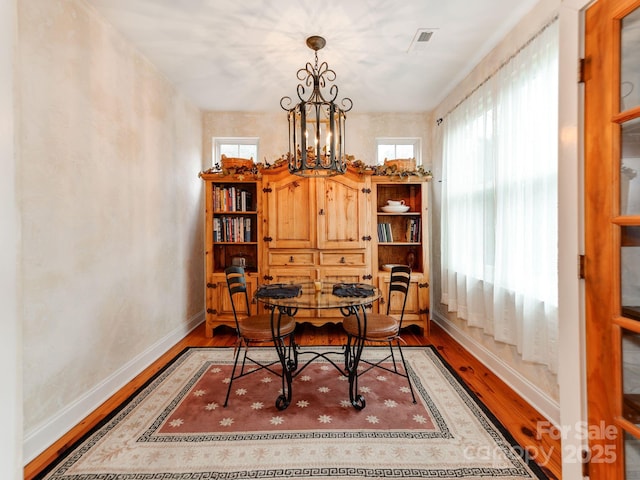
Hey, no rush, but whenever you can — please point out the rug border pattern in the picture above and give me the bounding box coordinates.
[35,346,548,480]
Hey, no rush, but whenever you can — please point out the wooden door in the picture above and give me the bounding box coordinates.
[265,267,317,319]
[318,266,370,318]
[265,174,316,249]
[205,274,257,335]
[377,272,424,327]
[585,1,640,477]
[317,174,369,249]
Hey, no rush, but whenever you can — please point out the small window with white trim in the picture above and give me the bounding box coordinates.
[213,137,259,167]
[376,138,421,165]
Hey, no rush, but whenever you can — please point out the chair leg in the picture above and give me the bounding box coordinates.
[388,341,398,373]
[395,340,417,404]
[223,340,243,408]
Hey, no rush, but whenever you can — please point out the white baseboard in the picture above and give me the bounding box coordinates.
[23,311,205,464]
[432,311,560,426]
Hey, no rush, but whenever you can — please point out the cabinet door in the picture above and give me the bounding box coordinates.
[205,274,258,335]
[318,267,370,318]
[266,267,318,319]
[317,175,369,249]
[211,275,258,317]
[265,176,316,249]
[377,273,425,328]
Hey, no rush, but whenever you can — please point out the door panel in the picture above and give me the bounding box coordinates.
[377,273,422,324]
[621,117,640,216]
[621,8,640,112]
[266,267,317,319]
[266,176,316,248]
[318,267,370,318]
[317,176,369,249]
[585,1,640,477]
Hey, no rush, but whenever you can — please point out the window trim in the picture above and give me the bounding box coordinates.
[375,137,422,165]
[213,137,259,166]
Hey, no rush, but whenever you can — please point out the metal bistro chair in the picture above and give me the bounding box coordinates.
[342,265,417,404]
[223,266,296,407]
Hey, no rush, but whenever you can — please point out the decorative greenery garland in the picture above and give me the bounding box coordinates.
[200,154,432,180]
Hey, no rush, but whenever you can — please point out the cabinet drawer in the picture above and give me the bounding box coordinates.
[319,251,367,266]
[268,251,316,266]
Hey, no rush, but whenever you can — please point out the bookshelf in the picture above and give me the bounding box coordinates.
[372,177,430,333]
[210,183,259,273]
[200,173,261,336]
[373,180,428,274]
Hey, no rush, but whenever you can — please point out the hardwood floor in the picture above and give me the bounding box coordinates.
[24,322,562,479]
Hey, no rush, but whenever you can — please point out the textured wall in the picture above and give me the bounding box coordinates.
[202,111,431,168]
[1,0,21,477]
[18,0,203,437]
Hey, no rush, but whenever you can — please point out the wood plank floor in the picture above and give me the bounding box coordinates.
[24,322,562,479]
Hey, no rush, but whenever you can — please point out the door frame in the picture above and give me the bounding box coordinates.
[555,1,591,478]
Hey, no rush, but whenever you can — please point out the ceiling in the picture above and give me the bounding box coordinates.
[85,0,540,113]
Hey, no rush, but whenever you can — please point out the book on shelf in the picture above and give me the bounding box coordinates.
[244,217,252,242]
[405,218,421,242]
[213,216,254,242]
[213,186,253,212]
[377,222,393,242]
[213,217,222,242]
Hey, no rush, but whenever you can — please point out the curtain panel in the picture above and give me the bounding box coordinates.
[441,19,559,373]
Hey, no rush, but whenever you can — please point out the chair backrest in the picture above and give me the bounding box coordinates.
[224,266,252,330]
[386,265,411,326]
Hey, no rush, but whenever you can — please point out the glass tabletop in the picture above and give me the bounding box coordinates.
[255,281,380,310]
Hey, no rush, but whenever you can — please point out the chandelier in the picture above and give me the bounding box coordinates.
[280,36,353,177]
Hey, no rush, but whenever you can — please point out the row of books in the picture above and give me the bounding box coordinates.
[213,217,253,242]
[377,218,421,243]
[377,222,394,242]
[406,218,421,243]
[213,186,253,212]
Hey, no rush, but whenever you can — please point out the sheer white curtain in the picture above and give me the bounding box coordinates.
[441,19,559,373]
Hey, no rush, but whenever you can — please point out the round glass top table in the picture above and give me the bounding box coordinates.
[255,281,380,311]
[254,281,381,411]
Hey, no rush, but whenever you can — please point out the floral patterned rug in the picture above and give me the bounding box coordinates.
[37,346,547,479]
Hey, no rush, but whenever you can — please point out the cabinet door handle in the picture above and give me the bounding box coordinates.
[340,257,346,263]
[290,256,295,263]
[319,209,325,215]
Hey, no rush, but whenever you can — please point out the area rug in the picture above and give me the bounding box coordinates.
[37,346,547,479]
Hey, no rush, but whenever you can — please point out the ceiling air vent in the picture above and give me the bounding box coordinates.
[408,28,436,53]
[417,31,433,42]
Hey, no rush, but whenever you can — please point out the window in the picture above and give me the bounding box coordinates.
[376,138,421,165]
[213,138,259,166]
[440,19,559,372]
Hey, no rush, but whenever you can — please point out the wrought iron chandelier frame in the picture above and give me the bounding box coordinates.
[280,36,353,177]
